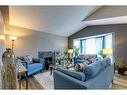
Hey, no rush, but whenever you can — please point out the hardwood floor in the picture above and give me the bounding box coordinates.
[20,72,127,90]
[112,72,127,89]
[20,76,43,89]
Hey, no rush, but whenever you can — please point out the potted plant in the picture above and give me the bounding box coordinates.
[98,50,107,58]
[62,51,68,63]
[116,59,126,74]
[73,47,80,57]
[55,51,62,64]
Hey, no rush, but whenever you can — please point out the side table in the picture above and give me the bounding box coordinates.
[17,62,28,89]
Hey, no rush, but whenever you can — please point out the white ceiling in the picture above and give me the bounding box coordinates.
[9,6,100,37]
[9,6,127,37]
[84,16,127,26]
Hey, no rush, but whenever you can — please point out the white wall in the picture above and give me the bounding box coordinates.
[0,10,5,89]
[0,11,5,63]
[6,25,68,58]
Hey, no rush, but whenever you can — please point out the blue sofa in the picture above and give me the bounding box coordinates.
[53,57,114,89]
[73,54,97,64]
[19,56,45,76]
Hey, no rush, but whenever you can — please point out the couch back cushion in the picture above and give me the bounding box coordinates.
[106,57,111,65]
[84,61,102,80]
[98,57,111,69]
[56,68,86,81]
[75,54,97,64]
[84,57,111,81]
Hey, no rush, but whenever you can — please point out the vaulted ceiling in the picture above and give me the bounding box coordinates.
[9,6,127,37]
[9,6,101,37]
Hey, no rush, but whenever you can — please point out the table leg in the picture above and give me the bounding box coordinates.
[26,71,28,89]
[19,74,21,89]
[19,80,21,89]
[50,67,52,76]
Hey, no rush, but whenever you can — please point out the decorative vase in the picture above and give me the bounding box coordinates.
[1,48,17,89]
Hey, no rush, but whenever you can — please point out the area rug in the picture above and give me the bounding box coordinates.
[34,71,54,89]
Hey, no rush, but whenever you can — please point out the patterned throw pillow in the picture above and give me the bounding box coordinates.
[74,63,86,72]
[27,55,33,64]
[23,55,33,64]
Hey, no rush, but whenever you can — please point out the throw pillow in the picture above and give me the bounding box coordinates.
[27,55,33,63]
[33,58,40,63]
[87,58,93,64]
[94,57,102,61]
[23,55,33,64]
[79,55,85,60]
[74,63,86,72]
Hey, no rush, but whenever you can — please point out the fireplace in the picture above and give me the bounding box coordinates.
[44,57,52,64]
[38,51,56,70]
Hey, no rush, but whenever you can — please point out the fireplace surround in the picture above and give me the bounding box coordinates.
[38,51,56,69]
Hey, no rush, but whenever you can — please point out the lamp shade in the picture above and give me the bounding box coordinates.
[103,48,112,55]
[9,36,17,40]
[68,49,73,53]
[0,35,5,40]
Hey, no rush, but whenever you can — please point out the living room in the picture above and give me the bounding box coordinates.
[0,5,127,90]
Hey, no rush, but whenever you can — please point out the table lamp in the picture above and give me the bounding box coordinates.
[68,49,73,64]
[103,48,112,57]
[0,35,5,40]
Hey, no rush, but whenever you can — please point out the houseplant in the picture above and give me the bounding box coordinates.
[98,50,107,58]
[55,51,68,64]
[55,51,62,64]
[73,47,80,57]
[116,59,126,74]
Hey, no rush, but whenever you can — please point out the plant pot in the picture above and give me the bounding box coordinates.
[117,68,126,74]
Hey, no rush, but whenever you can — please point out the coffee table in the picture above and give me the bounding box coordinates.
[49,63,74,75]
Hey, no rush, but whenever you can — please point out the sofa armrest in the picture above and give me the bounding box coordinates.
[21,61,29,69]
[53,70,87,89]
[40,58,45,68]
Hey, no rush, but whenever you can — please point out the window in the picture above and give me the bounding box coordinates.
[73,39,80,49]
[105,34,112,48]
[85,38,96,54]
[73,33,112,55]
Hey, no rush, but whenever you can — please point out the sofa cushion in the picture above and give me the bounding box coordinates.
[98,59,107,69]
[74,63,85,72]
[56,68,86,81]
[106,57,111,65]
[98,57,111,69]
[23,55,33,64]
[84,61,102,80]
[28,63,42,71]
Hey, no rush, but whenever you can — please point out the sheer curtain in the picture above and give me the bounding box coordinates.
[95,37,103,54]
[73,34,112,55]
[81,39,86,54]
[85,38,96,54]
[105,34,112,48]
[73,39,80,48]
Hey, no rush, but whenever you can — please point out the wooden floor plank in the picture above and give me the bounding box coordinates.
[20,76,43,89]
